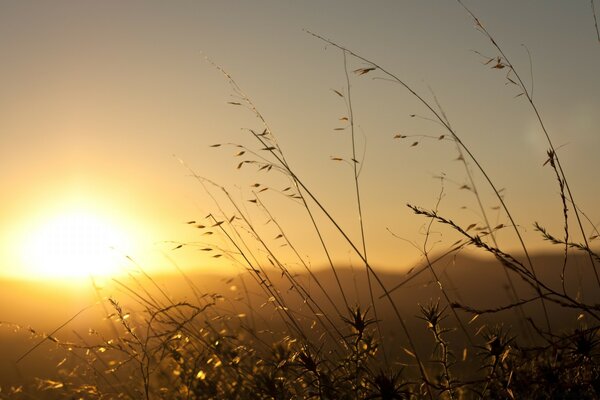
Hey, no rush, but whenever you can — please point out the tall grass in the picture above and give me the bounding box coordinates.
[5,2,600,399]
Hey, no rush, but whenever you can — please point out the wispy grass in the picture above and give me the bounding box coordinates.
[5,2,600,399]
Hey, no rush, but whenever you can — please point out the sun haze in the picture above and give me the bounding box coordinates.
[19,209,130,280]
[0,1,598,280]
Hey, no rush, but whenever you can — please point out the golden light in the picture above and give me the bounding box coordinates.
[20,210,133,280]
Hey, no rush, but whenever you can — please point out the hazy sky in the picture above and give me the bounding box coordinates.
[1,1,598,279]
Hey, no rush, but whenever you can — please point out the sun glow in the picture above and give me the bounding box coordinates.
[20,210,133,280]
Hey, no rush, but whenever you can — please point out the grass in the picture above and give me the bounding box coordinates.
[3,2,600,399]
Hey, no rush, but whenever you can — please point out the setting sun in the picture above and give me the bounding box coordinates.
[20,210,132,279]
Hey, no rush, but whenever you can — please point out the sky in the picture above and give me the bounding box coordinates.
[1,0,599,280]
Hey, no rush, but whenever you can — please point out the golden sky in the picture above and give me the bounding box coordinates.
[1,1,599,280]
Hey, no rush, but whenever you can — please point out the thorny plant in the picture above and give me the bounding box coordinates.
[5,1,600,399]
[418,301,457,400]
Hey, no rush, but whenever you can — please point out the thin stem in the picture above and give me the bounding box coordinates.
[422,181,474,346]
[208,59,352,311]
[306,29,552,333]
[431,91,530,339]
[343,49,387,366]
[592,0,600,43]
[458,0,600,291]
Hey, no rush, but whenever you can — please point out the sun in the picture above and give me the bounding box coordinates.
[20,210,133,280]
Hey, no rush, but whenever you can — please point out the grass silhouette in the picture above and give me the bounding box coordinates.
[4,2,600,399]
